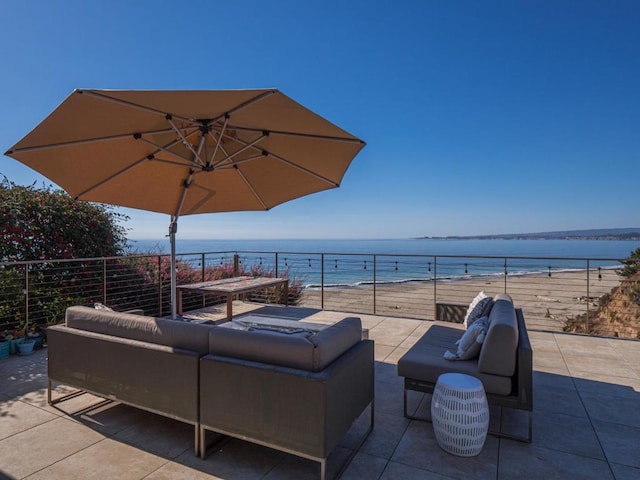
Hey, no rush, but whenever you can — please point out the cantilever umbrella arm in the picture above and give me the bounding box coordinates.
[170,170,194,319]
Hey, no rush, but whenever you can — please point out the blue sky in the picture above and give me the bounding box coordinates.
[1,0,639,239]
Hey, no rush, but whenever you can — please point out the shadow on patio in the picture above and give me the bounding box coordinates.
[0,310,639,479]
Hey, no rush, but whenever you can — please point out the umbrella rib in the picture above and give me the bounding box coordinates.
[215,153,263,169]
[269,152,339,187]
[137,137,199,167]
[74,157,150,200]
[6,128,176,154]
[210,133,267,169]
[206,90,278,126]
[75,135,191,199]
[209,130,339,187]
[230,125,365,145]
[79,90,196,124]
[208,115,229,167]
[234,167,269,210]
[166,117,204,166]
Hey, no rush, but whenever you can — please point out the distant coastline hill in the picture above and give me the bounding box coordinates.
[420,228,640,241]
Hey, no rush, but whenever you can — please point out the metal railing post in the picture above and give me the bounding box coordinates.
[233,254,240,276]
[586,259,590,332]
[24,266,29,333]
[433,256,437,320]
[275,253,279,277]
[103,258,107,304]
[201,253,205,281]
[158,255,163,316]
[373,255,377,315]
[504,258,508,293]
[321,253,325,309]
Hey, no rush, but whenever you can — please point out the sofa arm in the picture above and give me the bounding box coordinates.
[515,309,533,410]
[200,339,374,459]
[47,325,201,423]
[435,302,468,323]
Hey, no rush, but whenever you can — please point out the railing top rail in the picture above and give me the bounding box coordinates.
[1,250,626,268]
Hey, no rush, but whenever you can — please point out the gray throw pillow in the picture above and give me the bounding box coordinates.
[445,316,488,361]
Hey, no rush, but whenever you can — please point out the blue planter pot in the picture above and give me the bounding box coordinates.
[0,340,9,360]
[10,338,22,355]
[17,340,35,356]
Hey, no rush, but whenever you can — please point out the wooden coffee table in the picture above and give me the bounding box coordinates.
[177,276,289,321]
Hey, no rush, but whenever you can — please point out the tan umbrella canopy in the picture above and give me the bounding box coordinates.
[5,88,365,318]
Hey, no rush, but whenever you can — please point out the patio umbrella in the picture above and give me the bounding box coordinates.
[5,89,365,319]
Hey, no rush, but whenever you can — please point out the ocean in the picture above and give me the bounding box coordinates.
[128,238,640,259]
[127,238,640,288]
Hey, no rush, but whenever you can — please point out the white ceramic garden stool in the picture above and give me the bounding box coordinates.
[431,373,489,457]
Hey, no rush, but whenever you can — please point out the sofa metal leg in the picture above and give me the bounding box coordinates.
[194,424,200,457]
[320,459,326,480]
[403,388,407,417]
[47,378,86,406]
[332,400,375,480]
[199,426,230,460]
[199,426,206,459]
[403,388,430,421]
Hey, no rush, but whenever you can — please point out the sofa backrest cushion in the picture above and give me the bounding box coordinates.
[65,306,213,355]
[208,326,315,370]
[208,316,362,372]
[309,316,362,370]
[478,295,519,376]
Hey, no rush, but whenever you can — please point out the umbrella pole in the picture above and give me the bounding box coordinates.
[169,170,194,320]
[170,218,178,320]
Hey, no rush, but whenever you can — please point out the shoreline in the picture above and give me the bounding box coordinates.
[298,269,621,332]
[300,265,621,290]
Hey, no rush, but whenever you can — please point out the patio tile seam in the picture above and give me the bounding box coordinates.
[0,413,60,443]
[549,335,614,470]
[384,456,459,480]
[138,456,190,480]
[550,333,572,373]
[569,384,620,474]
[15,393,75,419]
[17,432,109,480]
[369,412,417,480]
[381,418,467,480]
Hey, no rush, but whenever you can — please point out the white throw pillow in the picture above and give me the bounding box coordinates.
[444,316,488,361]
[93,302,113,311]
[464,291,493,329]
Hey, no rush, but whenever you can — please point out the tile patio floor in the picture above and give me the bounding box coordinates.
[1,305,639,479]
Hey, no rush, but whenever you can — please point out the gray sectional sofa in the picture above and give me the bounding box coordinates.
[397,294,533,442]
[47,307,374,478]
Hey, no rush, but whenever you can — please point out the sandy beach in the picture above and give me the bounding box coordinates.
[299,268,620,332]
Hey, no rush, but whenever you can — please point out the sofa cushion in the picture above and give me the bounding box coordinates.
[65,306,213,355]
[208,326,315,370]
[397,323,512,395]
[208,316,362,372]
[310,317,362,370]
[478,295,518,376]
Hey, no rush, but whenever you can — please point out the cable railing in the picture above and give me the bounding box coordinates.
[0,250,630,338]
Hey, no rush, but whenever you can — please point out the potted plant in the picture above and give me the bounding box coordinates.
[8,329,23,355]
[17,318,35,355]
[27,325,44,348]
